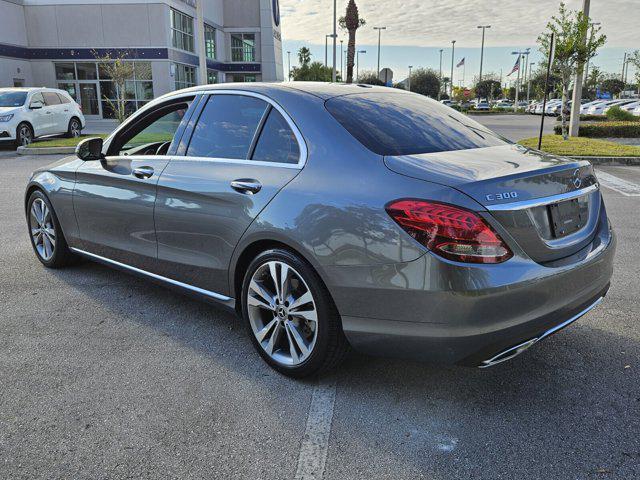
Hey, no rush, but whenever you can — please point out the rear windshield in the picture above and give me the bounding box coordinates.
[325,92,509,156]
[0,91,27,107]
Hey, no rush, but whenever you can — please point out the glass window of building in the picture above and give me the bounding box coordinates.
[53,61,154,119]
[231,33,256,62]
[171,8,194,53]
[174,63,196,90]
[205,24,216,60]
[207,70,218,84]
[228,74,258,83]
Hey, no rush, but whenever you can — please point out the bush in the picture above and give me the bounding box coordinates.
[556,114,610,122]
[606,106,637,122]
[554,121,640,138]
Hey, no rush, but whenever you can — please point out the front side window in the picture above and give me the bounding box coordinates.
[325,92,509,156]
[171,9,194,52]
[30,92,45,107]
[205,24,216,59]
[187,95,267,159]
[231,34,256,62]
[174,64,196,90]
[109,100,192,156]
[252,109,300,164]
[0,91,27,107]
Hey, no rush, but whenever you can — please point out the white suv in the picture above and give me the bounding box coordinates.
[0,87,85,147]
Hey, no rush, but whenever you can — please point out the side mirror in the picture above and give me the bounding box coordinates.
[76,137,104,161]
[30,101,44,110]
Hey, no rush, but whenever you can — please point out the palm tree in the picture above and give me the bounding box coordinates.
[298,47,312,67]
[339,0,366,83]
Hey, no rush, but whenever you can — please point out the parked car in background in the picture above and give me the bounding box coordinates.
[602,99,638,115]
[493,100,513,109]
[587,99,632,116]
[620,101,640,112]
[440,99,454,106]
[474,102,490,111]
[632,104,640,116]
[0,87,85,147]
[580,100,606,114]
[24,83,615,377]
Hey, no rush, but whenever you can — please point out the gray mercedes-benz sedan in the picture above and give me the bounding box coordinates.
[25,83,615,377]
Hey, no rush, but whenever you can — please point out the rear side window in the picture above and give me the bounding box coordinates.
[187,95,267,159]
[252,109,300,164]
[42,92,61,106]
[56,93,71,104]
[325,92,508,156]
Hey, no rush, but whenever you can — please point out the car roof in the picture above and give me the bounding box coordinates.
[0,87,63,93]
[160,81,402,102]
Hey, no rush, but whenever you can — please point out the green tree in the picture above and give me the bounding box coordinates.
[408,68,441,98]
[537,2,606,139]
[339,0,365,84]
[298,47,311,67]
[529,68,562,99]
[356,70,384,85]
[600,76,625,97]
[475,79,502,100]
[292,61,334,82]
[92,50,142,123]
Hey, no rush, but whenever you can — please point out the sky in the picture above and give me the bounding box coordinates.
[279,0,639,84]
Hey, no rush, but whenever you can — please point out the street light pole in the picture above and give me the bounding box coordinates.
[477,25,491,83]
[373,27,387,76]
[340,40,344,81]
[583,22,601,87]
[438,49,443,100]
[569,0,590,137]
[450,40,456,96]
[332,0,337,82]
[511,51,524,111]
[287,51,291,81]
[527,62,535,103]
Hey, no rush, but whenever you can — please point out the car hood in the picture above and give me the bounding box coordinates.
[0,107,20,115]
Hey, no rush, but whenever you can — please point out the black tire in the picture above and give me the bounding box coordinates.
[16,122,33,147]
[66,117,82,138]
[241,248,350,378]
[26,190,75,268]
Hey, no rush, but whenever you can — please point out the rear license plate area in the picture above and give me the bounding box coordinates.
[548,199,584,238]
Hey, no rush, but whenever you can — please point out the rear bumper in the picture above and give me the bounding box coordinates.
[329,216,616,366]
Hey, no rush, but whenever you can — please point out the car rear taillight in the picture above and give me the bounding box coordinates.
[385,200,513,264]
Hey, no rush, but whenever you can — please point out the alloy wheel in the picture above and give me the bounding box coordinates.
[247,260,318,366]
[30,198,56,261]
[70,120,81,137]
[19,125,32,146]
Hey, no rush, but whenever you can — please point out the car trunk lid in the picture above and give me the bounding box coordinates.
[384,144,601,263]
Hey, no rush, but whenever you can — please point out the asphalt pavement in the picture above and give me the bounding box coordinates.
[1,151,639,479]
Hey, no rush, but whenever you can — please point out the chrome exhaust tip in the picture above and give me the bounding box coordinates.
[479,338,538,368]
[478,296,604,369]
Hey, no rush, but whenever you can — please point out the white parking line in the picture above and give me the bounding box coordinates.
[597,171,640,196]
[294,376,337,480]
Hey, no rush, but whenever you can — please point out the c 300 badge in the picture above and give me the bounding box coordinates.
[486,191,519,202]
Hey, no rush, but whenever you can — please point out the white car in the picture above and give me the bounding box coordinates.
[620,101,640,112]
[580,100,606,114]
[587,99,631,116]
[0,87,85,147]
[632,104,640,117]
[602,99,638,115]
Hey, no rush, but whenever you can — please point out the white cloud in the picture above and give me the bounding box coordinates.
[280,0,639,48]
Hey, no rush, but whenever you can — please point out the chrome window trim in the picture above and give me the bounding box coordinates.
[102,89,308,169]
[187,90,307,169]
[486,184,599,212]
[69,248,235,307]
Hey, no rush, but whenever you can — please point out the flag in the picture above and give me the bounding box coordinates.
[456,57,465,68]
[507,57,520,76]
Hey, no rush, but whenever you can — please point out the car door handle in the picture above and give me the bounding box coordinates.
[132,166,155,179]
[230,179,262,195]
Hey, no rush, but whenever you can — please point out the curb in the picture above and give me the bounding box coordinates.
[17,146,75,155]
[568,156,640,166]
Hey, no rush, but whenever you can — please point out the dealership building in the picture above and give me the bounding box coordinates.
[0,0,284,119]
